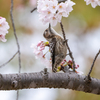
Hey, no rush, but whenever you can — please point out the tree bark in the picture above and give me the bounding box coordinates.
[0,69,100,95]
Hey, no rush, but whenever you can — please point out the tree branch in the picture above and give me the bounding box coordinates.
[10,0,21,73]
[86,50,100,80]
[10,0,21,100]
[0,51,18,68]
[31,7,37,13]
[0,68,100,95]
[60,22,76,72]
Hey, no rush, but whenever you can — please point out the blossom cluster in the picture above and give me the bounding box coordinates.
[31,41,83,75]
[84,0,100,8]
[31,41,52,68]
[58,59,83,75]
[37,0,75,26]
[0,17,10,42]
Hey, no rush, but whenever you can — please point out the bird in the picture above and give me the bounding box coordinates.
[43,24,67,72]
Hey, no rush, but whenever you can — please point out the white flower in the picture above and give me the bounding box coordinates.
[50,14,59,26]
[37,0,44,12]
[37,0,75,26]
[65,0,75,13]
[57,11,69,20]
[57,2,67,12]
[39,14,51,24]
[0,17,10,42]
[49,0,58,13]
[57,0,75,19]
[84,0,99,8]
[97,0,100,5]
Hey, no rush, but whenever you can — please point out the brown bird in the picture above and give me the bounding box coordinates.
[43,24,67,72]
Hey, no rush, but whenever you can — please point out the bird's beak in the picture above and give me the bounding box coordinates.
[49,23,52,33]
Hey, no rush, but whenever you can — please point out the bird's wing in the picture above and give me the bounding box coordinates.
[49,38,56,71]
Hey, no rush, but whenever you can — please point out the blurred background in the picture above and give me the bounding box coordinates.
[0,0,100,100]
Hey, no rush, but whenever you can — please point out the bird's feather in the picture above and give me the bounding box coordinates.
[49,38,56,71]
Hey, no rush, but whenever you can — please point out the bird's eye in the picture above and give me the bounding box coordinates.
[45,29,48,32]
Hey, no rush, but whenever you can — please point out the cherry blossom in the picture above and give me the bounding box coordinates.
[0,35,6,42]
[31,41,83,73]
[50,15,58,26]
[31,41,51,68]
[31,43,43,59]
[97,0,100,5]
[84,0,100,8]
[67,60,83,75]
[67,60,79,69]
[31,41,45,59]
[57,2,66,12]
[59,59,83,75]
[37,0,75,26]
[0,17,10,42]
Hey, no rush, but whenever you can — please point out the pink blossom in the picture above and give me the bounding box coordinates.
[31,41,46,58]
[61,59,67,65]
[37,41,43,47]
[75,64,79,69]
[0,34,6,42]
[31,44,44,59]
[31,41,52,68]
[0,17,10,42]
[37,41,45,51]
[67,60,79,69]
[67,60,83,75]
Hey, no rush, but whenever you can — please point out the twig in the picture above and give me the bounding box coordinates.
[10,0,21,73]
[30,0,67,13]
[58,0,67,3]
[0,51,18,68]
[16,90,19,100]
[87,50,100,79]
[60,22,76,72]
[31,7,37,13]
[10,0,21,100]
[60,22,66,40]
